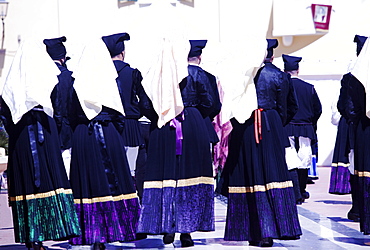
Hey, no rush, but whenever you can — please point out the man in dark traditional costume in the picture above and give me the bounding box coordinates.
[283,54,322,205]
[46,36,74,178]
[102,32,153,201]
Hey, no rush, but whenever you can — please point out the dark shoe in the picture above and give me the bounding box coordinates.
[163,233,175,244]
[260,238,273,247]
[248,241,260,246]
[135,233,147,240]
[280,235,300,240]
[307,178,315,184]
[92,243,106,250]
[348,212,360,222]
[27,242,46,250]
[249,238,273,247]
[180,233,194,247]
[296,198,305,205]
[302,192,310,200]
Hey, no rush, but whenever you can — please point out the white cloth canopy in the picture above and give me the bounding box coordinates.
[273,0,316,37]
[1,37,60,124]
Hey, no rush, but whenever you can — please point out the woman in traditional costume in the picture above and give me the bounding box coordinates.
[137,40,216,248]
[1,37,80,250]
[67,37,141,250]
[221,39,302,247]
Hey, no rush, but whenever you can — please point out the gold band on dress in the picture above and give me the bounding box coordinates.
[73,193,138,204]
[143,176,214,189]
[331,163,350,168]
[355,170,370,178]
[9,188,73,202]
[228,180,293,193]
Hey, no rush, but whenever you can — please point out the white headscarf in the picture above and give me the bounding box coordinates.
[352,37,370,119]
[124,1,189,128]
[72,37,125,120]
[1,37,60,124]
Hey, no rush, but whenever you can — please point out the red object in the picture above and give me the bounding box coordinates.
[311,4,332,32]
[254,108,263,144]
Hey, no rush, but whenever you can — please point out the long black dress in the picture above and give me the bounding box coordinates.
[222,62,302,242]
[137,64,216,234]
[346,72,370,234]
[0,100,80,244]
[68,90,141,245]
[330,73,354,194]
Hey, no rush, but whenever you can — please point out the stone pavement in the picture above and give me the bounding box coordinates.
[1,167,370,249]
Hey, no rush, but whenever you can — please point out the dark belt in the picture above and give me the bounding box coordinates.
[27,118,44,188]
[91,121,119,194]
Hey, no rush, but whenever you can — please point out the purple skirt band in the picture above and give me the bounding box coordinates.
[69,197,140,245]
[225,187,302,241]
[329,165,351,194]
[137,184,214,234]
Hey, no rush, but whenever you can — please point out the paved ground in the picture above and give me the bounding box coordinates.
[1,166,370,249]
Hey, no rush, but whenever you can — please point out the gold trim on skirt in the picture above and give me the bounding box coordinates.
[143,176,214,189]
[228,180,293,193]
[10,188,73,202]
[331,162,350,168]
[73,193,138,204]
[355,170,370,178]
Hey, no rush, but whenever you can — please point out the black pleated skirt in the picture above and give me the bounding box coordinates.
[121,118,144,147]
[137,107,215,234]
[329,117,352,194]
[222,109,302,241]
[354,116,370,234]
[69,121,140,244]
[285,123,316,140]
[6,110,80,243]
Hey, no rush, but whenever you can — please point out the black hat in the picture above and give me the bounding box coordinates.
[102,32,130,57]
[266,39,278,58]
[354,35,368,56]
[43,36,67,60]
[188,40,207,58]
[283,54,302,71]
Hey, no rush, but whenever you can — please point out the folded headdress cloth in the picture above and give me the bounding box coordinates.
[72,37,124,119]
[352,37,370,119]
[2,37,60,124]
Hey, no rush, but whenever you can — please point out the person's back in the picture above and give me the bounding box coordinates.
[344,35,370,230]
[67,34,141,249]
[137,40,216,248]
[290,78,321,124]
[282,54,322,205]
[0,36,81,249]
[222,39,301,247]
[254,60,298,128]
